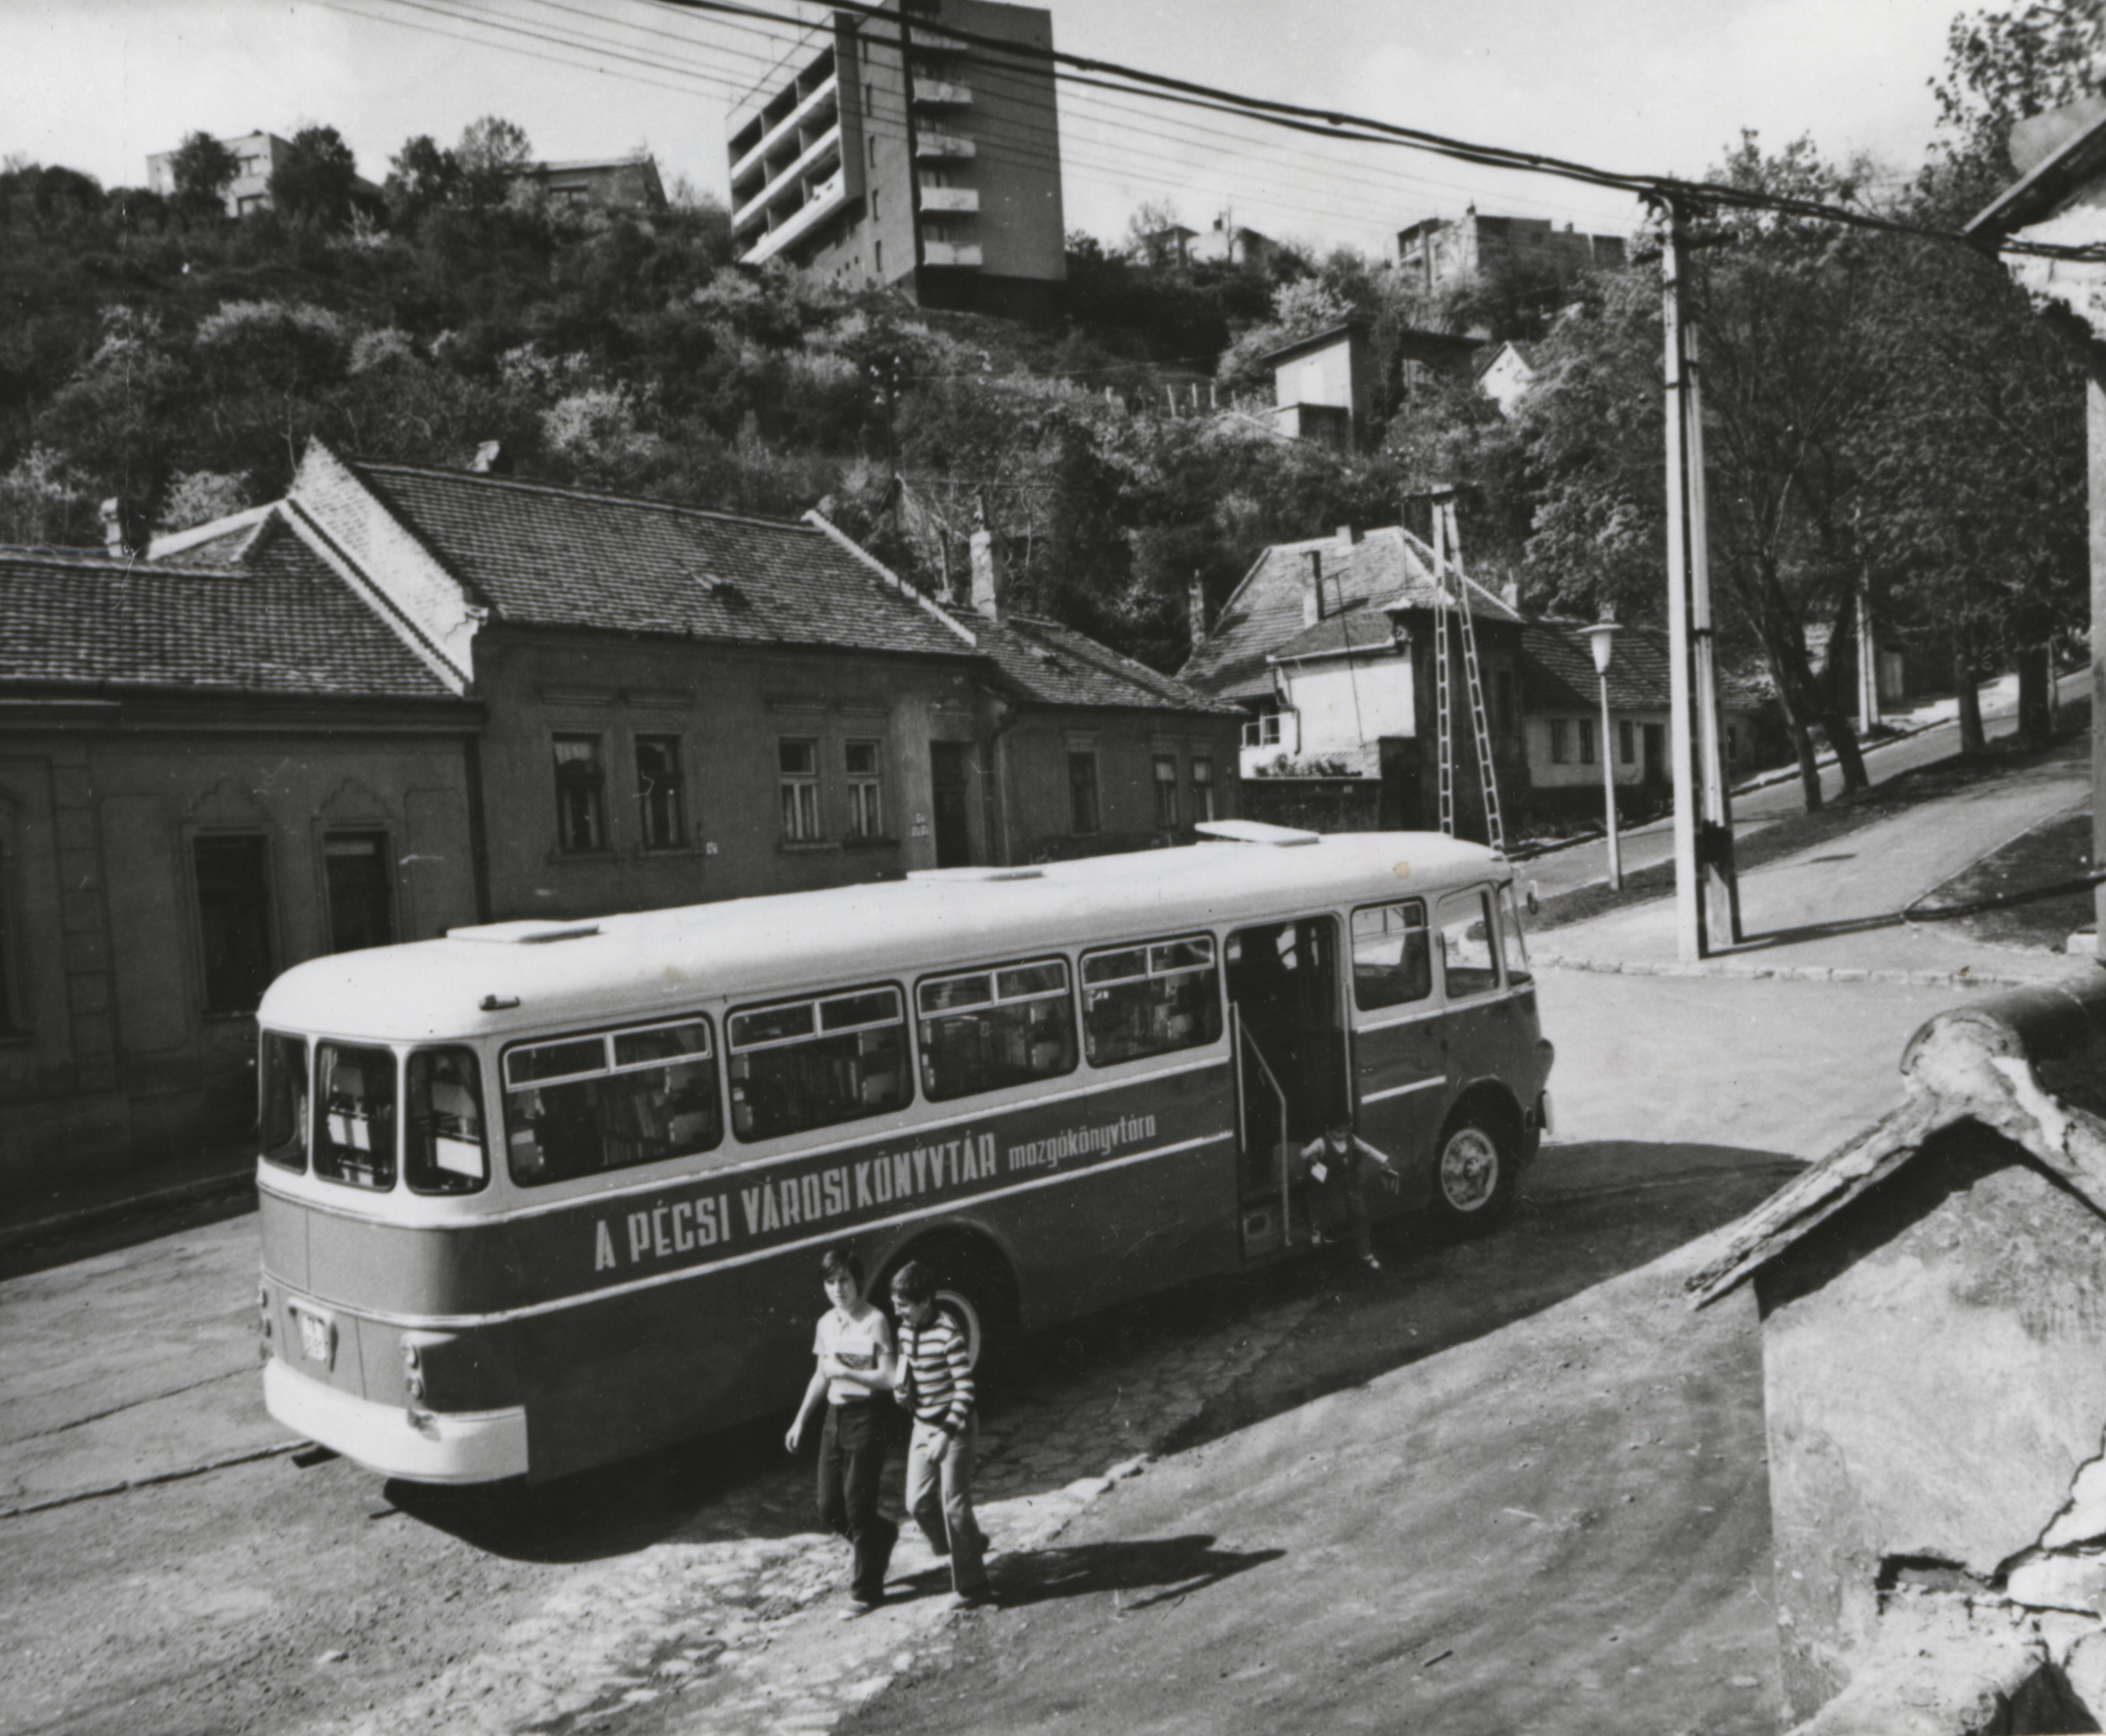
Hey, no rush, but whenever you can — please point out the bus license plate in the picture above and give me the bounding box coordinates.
[296,1309,334,1369]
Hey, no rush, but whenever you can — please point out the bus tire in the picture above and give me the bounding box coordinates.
[1430,1112,1514,1233]
[891,1238,1017,1375]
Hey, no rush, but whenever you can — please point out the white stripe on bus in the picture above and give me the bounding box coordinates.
[269,1130,1238,1331]
[1359,1077,1447,1105]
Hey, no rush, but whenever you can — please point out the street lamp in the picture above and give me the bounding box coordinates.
[1582,621,1622,891]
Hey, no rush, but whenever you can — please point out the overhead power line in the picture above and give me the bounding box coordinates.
[652,0,2106,264]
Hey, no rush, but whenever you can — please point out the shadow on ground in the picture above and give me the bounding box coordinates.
[389,1140,1798,1571]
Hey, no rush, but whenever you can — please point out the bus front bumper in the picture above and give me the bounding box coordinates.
[264,1359,529,1484]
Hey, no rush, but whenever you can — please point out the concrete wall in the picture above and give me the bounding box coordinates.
[0,705,478,1183]
[1755,1128,2106,1724]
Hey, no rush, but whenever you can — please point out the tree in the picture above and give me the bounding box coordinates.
[457,116,532,209]
[269,126,358,228]
[1521,137,1887,810]
[384,134,459,226]
[166,132,238,222]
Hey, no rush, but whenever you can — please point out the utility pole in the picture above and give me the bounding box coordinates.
[1682,323,1741,949]
[1657,197,1740,959]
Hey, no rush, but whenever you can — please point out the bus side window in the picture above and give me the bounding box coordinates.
[729,987,909,1141]
[918,958,1077,1101]
[406,1047,490,1194]
[1350,901,1431,1011]
[1436,890,1502,999]
[502,1020,723,1186]
[1080,935,1222,1067]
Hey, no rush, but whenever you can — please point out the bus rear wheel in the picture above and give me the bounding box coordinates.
[1430,1115,1514,1233]
[889,1239,1017,1374]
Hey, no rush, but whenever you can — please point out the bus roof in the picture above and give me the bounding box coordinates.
[258,831,1508,1040]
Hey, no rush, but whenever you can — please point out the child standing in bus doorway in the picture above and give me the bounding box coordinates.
[1301,1123,1401,1271]
[890,1260,994,1611]
[786,1247,899,1613]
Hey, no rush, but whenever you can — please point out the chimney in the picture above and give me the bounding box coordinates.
[100,496,150,556]
[1335,524,1355,554]
[1187,575,1208,650]
[100,498,125,553]
[1303,550,1324,627]
[970,521,1008,626]
[471,440,512,475]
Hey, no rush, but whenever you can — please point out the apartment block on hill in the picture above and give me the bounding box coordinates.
[1397,208,1626,304]
[726,0,1067,319]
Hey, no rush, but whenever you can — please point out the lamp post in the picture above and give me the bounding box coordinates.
[1582,621,1622,891]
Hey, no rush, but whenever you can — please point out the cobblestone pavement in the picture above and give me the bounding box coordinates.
[304,1282,1319,1736]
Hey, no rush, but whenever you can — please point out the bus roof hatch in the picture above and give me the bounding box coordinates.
[1193,820,1322,847]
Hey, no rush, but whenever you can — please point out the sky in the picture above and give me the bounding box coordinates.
[6,0,1975,255]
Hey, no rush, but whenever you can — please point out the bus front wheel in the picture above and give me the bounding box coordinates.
[1430,1115,1514,1233]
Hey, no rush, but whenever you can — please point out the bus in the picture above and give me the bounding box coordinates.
[253,821,1554,1485]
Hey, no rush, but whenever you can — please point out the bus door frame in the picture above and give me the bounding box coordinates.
[1433,882,1526,1107]
[1344,894,1447,1214]
[1225,915,1349,1254]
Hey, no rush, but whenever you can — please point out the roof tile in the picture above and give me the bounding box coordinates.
[1,529,453,698]
[347,460,976,661]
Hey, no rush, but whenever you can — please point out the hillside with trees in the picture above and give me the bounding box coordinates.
[0,4,2097,797]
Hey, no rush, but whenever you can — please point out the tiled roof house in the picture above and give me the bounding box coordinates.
[162,441,1241,907]
[1180,524,1524,839]
[0,532,481,1183]
[945,526,1244,863]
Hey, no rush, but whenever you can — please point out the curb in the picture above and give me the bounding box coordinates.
[1531,952,2042,989]
[0,1169,256,1254]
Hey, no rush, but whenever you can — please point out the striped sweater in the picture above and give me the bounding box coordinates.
[897,1311,974,1433]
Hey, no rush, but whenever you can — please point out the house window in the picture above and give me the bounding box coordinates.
[1243,711,1285,750]
[1493,668,1515,733]
[1153,753,1179,828]
[846,741,884,838]
[1190,756,1216,822]
[869,135,878,166]
[196,835,275,1014]
[871,188,880,220]
[323,832,394,953]
[1549,719,1570,765]
[874,239,883,273]
[553,734,606,853]
[636,735,686,851]
[1727,724,1740,762]
[1619,719,1636,765]
[1578,718,1596,766]
[1068,752,1101,834]
[780,738,821,841]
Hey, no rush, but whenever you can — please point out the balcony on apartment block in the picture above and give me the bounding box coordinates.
[918,186,979,214]
[921,236,984,267]
[914,131,976,160]
[913,80,972,106]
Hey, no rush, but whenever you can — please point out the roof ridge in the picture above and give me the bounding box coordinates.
[350,456,818,532]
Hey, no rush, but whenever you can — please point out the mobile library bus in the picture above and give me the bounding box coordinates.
[254,822,1553,1483]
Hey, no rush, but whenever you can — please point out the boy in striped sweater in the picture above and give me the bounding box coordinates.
[888,1260,994,1609]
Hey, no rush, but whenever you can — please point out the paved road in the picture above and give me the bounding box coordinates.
[1521,672,2085,906]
